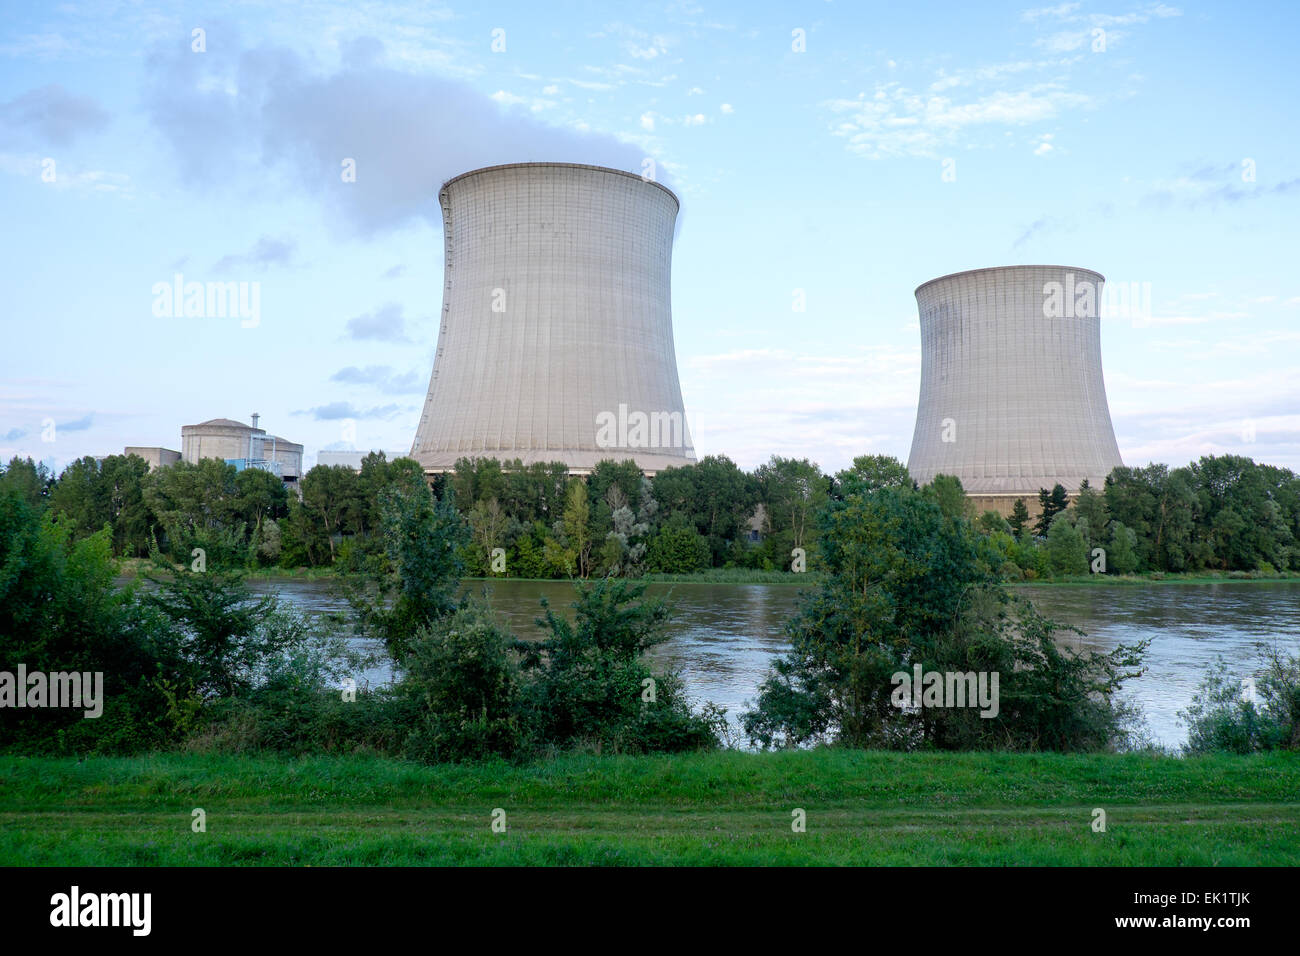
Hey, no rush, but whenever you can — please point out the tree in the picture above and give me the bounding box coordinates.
[742,482,1145,752]
[468,497,509,574]
[297,465,364,563]
[924,474,970,522]
[350,476,468,662]
[647,514,710,573]
[545,479,593,578]
[1034,484,1069,537]
[650,456,757,567]
[0,457,54,509]
[1107,521,1139,575]
[143,458,247,563]
[755,456,830,570]
[1071,479,1108,549]
[833,454,914,498]
[141,558,281,699]
[1009,498,1030,539]
[1046,512,1089,576]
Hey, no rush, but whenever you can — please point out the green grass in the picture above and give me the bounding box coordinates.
[3,749,1298,866]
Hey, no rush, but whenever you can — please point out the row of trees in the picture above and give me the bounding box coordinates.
[4,449,1298,580]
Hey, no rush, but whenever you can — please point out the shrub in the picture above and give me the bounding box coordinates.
[514,579,721,754]
[1181,651,1300,753]
[400,602,521,762]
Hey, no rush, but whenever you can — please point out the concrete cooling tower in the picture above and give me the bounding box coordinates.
[906,265,1123,513]
[411,162,695,475]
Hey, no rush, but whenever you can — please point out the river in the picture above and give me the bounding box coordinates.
[248,577,1300,750]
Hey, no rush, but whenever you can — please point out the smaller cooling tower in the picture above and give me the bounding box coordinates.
[906,265,1123,504]
[410,162,695,475]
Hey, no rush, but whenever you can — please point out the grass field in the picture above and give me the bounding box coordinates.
[3,750,1298,866]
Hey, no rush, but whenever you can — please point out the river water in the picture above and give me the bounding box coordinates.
[253,577,1300,750]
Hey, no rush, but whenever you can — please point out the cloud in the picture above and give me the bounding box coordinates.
[640,112,655,131]
[720,103,734,114]
[143,32,651,236]
[382,264,406,279]
[330,365,424,394]
[1024,2,1182,50]
[57,414,93,432]
[828,83,1091,158]
[344,303,414,343]
[3,428,26,441]
[1144,164,1300,208]
[299,402,405,421]
[212,235,296,273]
[0,83,109,147]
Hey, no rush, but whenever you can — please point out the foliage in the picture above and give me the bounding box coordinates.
[513,579,722,754]
[1180,650,1300,753]
[742,482,1146,752]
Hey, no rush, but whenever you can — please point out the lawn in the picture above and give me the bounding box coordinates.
[2,749,1298,865]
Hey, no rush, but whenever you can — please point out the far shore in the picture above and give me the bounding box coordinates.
[112,557,1299,588]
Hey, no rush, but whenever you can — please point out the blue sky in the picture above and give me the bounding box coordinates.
[2,0,1297,476]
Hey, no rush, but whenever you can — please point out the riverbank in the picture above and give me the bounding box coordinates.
[113,558,1298,587]
[4,750,1298,865]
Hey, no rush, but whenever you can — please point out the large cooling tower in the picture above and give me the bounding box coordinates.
[410,162,695,474]
[906,265,1123,504]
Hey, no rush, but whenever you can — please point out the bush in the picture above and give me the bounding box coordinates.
[647,515,711,573]
[1181,651,1300,753]
[400,602,521,762]
[514,579,722,754]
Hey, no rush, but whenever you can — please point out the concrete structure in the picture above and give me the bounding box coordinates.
[124,446,181,471]
[181,415,303,482]
[411,162,695,475]
[906,265,1123,513]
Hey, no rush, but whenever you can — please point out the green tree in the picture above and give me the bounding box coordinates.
[756,456,830,571]
[742,482,1145,752]
[1046,512,1089,576]
[833,454,914,498]
[924,473,970,522]
[0,456,54,509]
[1034,484,1069,537]
[1071,479,1109,549]
[646,514,711,573]
[1107,520,1139,574]
[350,476,469,662]
[1009,498,1030,539]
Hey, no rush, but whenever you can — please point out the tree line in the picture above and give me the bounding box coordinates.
[3,449,1298,580]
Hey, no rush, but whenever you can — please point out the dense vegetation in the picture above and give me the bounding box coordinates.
[5,449,1298,583]
[2,450,1297,763]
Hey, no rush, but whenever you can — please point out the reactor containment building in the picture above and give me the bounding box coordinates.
[410,162,696,475]
[906,265,1124,515]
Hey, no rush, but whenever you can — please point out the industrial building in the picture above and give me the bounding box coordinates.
[123,446,180,470]
[906,265,1124,516]
[410,162,696,476]
[181,414,303,483]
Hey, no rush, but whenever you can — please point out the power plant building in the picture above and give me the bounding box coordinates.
[411,162,695,475]
[906,265,1123,515]
[181,415,303,483]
